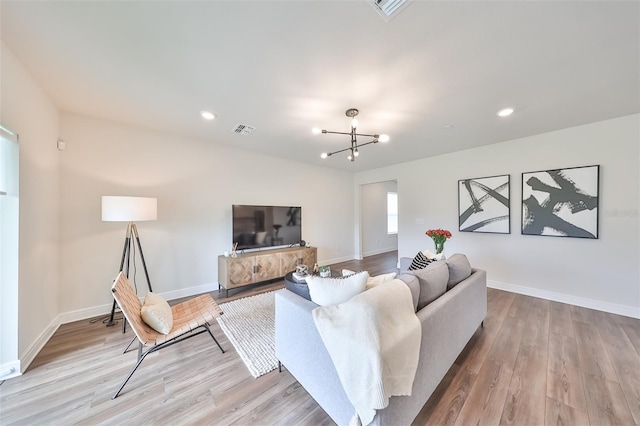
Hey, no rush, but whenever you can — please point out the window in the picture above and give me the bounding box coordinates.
[387,192,398,234]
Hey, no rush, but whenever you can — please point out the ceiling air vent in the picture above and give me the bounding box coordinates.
[231,124,256,135]
[370,0,412,20]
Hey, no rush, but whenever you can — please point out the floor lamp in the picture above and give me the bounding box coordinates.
[102,196,157,327]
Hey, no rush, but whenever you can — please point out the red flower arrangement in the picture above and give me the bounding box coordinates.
[426,228,452,254]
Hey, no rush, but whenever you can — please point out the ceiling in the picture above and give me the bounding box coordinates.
[1,1,638,172]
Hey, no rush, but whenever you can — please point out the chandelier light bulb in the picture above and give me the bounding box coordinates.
[317,108,387,163]
[312,127,321,135]
[497,108,514,117]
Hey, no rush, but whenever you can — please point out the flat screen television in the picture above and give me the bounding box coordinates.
[232,205,302,250]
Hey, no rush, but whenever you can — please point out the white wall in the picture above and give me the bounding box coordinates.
[58,112,355,316]
[360,180,398,256]
[356,114,640,318]
[0,42,61,372]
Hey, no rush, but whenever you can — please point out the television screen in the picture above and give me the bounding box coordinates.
[232,205,302,250]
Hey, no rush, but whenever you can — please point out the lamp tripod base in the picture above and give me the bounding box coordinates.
[107,222,153,328]
[106,300,119,327]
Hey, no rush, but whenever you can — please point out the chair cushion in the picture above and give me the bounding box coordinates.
[306,271,369,306]
[446,254,472,289]
[409,261,449,310]
[141,292,173,334]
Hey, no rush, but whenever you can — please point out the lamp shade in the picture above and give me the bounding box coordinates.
[102,196,157,222]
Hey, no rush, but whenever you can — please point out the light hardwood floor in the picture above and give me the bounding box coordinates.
[1,251,639,425]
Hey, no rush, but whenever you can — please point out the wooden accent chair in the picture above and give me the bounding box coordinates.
[110,272,225,399]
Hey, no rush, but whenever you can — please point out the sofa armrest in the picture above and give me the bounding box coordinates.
[372,268,487,426]
[275,290,354,425]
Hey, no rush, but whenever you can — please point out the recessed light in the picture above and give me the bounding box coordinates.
[497,108,514,117]
[201,111,216,120]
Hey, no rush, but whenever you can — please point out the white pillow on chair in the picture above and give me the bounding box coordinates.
[141,292,173,334]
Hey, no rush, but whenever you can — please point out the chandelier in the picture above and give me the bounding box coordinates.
[313,108,390,162]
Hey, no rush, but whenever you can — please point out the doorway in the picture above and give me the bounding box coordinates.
[359,180,398,258]
[0,125,20,379]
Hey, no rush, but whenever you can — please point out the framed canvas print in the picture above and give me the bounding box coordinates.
[521,165,599,238]
[458,174,510,234]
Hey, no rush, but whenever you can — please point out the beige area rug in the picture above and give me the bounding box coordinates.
[216,290,281,378]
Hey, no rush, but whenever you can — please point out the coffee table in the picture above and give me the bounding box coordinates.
[283,269,343,301]
[284,271,312,300]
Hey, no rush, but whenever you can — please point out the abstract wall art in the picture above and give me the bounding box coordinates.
[521,165,599,238]
[458,174,510,234]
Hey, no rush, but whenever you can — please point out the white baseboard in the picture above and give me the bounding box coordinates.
[58,303,113,325]
[319,254,357,265]
[20,316,60,375]
[362,247,398,257]
[488,279,640,319]
[160,282,219,301]
[57,282,220,325]
[0,361,21,380]
[19,282,221,375]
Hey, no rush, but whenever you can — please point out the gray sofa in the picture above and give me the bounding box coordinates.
[275,255,487,425]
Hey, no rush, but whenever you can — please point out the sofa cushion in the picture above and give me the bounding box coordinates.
[141,292,173,334]
[409,261,449,310]
[365,272,397,290]
[343,270,396,290]
[398,274,420,312]
[446,254,472,289]
[408,251,436,270]
[306,271,369,306]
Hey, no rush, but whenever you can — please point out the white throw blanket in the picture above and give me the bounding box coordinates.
[312,279,421,426]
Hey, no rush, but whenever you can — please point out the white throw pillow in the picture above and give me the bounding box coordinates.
[365,272,397,290]
[422,250,445,261]
[140,292,173,334]
[306,271,369,306]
